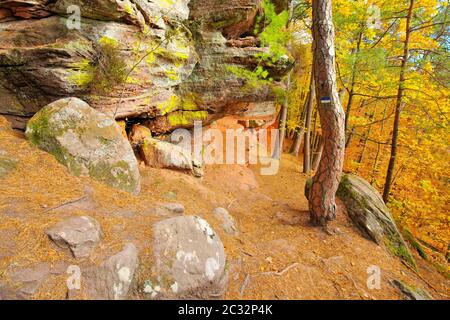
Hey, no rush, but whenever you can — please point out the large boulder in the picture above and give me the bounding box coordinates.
[25,97,141,194]
[390,279,433,300]
[336,174,415,267]
[143,215,227,299]
[139,137,203,177]
[46,216,102,259]
[82,243,139,300]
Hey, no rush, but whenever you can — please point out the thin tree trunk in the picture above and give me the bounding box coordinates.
[309,0,346,227]
[273,74,290,159]
[371,104,388,182]
[312,137,324,172]
[303,66,315,173]
[290,128,304,156]
[383,0,414,203]
[290,85,309,156]
[273,1,294,160]
[344,30,363,134]
[345,127,354,148]
[357,113,373,165]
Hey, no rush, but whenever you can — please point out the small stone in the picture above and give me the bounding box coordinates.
[213,207,238,236]
[129,124,151,147]
[160,202,185,214]
[46,216,102,259]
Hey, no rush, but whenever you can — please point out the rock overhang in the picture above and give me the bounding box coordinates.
[0,0,294,133]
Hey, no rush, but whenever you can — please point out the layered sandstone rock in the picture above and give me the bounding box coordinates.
[0,0,291,132]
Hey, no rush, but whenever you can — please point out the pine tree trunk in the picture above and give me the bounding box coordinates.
[309,0,346,227]
[383,0,415,203]
[303,66,315,173]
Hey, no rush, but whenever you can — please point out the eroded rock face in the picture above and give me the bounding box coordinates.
[46,216,102,259]
[145,215,227,299]
[25,97,141,194]
[0,0,291,132]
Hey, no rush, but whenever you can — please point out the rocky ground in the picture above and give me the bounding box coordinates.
[0,116,448,300]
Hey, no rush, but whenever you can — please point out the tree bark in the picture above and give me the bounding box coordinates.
[290,128,304,156]
[273,71,291,159]
[383,0,415,203]
[309,0,346,227]
[303,66,315,173]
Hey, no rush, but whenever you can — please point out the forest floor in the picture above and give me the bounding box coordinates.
[0,118,449,299]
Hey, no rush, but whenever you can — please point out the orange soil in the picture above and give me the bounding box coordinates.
[0,118,448,299]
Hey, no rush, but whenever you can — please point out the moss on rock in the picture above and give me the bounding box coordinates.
[167,111,208,126]
[336,174,416,268]
[25,97,141,194]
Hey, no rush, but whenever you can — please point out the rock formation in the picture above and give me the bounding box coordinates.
[146,215,227,299]
[25,97,141,194]
[305,174,416,267]
[0,0,292,132]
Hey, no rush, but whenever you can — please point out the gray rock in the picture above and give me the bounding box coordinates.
[391,279,433,300]
[10,263,51,299]
[46,216,102,259]
[146,215,227,299]
[83,243,139,300]
[0,281,17,300]
[160,203,185,214]
[335,174,415,267]
[140,137,204,177]
[1,262,68,300]
[213,207,238,236]
[25,97,141,194]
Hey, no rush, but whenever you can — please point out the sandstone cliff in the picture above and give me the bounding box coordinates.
[0,0,291,132]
